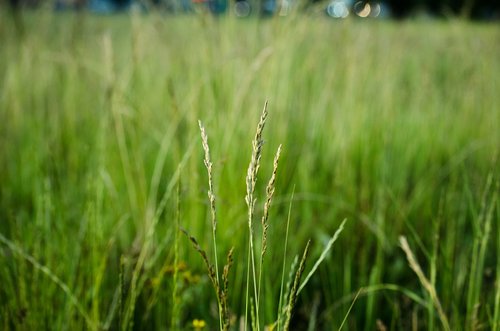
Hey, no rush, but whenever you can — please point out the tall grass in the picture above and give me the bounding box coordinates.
[185,103,345,330]
[0,9,499,330]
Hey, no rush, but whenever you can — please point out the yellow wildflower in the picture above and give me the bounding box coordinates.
[192,319,206,330]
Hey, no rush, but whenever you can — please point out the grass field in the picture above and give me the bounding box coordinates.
[0,10,499,330]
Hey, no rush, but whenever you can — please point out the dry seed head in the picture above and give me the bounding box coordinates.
[198,120,217,232]
[180,227,219,290]
[221,248,235,331]
[261,144,282,256]
[223,248,235,295]
[245,101,269,228]
[284,255,298,310]
[284,240,311,331]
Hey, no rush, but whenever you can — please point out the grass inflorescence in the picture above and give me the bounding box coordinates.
[184,103,345,330]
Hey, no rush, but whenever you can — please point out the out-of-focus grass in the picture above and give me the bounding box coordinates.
[0,10,498,330]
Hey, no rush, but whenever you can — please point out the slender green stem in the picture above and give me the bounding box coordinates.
[277,188,295,331]
[338,288,363,331]
[245,236,251,331]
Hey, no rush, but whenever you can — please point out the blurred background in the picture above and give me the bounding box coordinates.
[5,0,500,19]
[1,0,499,329]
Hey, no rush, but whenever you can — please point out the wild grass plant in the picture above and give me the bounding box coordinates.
[184,102,346,330]
[0,9,499,330]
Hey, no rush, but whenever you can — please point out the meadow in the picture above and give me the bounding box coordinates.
[0,9,499,330]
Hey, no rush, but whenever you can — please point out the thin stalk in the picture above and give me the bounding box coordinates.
[298,219,347,294]
[198,121,223,331]
[170,183,181,331]
[399,236,450,331]
[429,195,444,331]
[244,234,251,331]
[338,288,363,331]
[277,187,295,331]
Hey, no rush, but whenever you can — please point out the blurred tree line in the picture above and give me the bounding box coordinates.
[386,0,499,18]
[3,0,500,20]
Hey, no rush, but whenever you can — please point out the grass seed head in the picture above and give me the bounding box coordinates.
[245,101,269,228]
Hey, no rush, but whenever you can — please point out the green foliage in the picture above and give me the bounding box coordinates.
[0,11,499,330]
